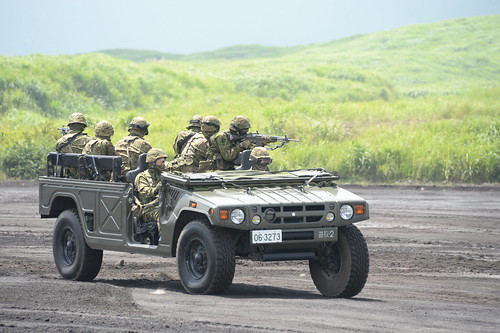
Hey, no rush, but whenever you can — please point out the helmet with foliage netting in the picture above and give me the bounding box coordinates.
[187,115,203,129]
[146,148,168,163]
[94,120,114,137]
[250,147,270,160]
[230,115,251,134]
[68,113,87,126]
[250,147,272,170]
[129,117,150,134]
[201,115,221,132]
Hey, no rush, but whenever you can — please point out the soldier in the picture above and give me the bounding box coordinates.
[55,113,91,154]
[250,147,273,171]
[82,120,116,181]
[169,115,220,173]
[82,120,116,156]
[172,115,203,158]
[208,115,254,171]
[115,117,152,174]
[135,148,167,243]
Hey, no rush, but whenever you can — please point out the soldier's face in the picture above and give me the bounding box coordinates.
[155,158,165,166]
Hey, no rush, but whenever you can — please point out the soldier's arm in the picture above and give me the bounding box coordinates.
[135,173,157,203]
[107,142,116,156]
[55,137,73,153]
[140,140,152,153]
[172,134,182,155]
[216,135,243,162]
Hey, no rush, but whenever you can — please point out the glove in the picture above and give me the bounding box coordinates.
[260,135,272,146]
[154,182,161,194]
[240,140,253,150]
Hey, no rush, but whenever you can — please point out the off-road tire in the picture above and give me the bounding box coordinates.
[309,224,369,298]
[53,209,103,281]
[177,220,235,294]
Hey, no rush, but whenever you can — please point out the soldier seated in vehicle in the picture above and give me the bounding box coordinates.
[115,117,152,176]
[249,147,272,171]
[208,115,253,171]
[133,148,167,245]
[172,115,203,158]
[55,112,91,178]
[82,120,116,181]
[169,115,220,173]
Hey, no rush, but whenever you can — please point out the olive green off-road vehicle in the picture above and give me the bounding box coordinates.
[39,152,369,297]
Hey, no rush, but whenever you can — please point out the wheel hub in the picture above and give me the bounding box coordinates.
[319,244,341,279]
[188,241,207,280]
[63,230,76,265]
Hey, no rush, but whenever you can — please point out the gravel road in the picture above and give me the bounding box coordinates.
[0,182,499,332]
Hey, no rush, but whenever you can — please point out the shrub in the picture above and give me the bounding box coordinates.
[1,141,49,179]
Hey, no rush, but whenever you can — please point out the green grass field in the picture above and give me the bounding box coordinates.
[1,15,499,183]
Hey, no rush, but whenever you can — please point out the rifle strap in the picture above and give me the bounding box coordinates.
[59,131,84,151]
[177,132,196,153]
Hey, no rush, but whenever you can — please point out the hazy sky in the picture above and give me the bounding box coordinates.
[1,0,499,56]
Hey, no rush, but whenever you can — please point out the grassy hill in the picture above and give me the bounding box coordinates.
[0,15,498,183]
[99,45,304,62]
[102,15,500,95]
[97,49,185,62]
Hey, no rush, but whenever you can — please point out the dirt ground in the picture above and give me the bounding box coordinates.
[0,181,499,332]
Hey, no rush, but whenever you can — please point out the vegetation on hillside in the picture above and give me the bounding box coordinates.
[1,15,498,183]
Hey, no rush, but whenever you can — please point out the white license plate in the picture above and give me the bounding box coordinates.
[251,229,282,244]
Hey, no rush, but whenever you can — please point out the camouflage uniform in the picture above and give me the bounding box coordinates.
[115,117,152,174]
[172,115,203,158]
[82,120,116,156]
[250,147,272,171]
[55,113,91,154]
[169,116,220,173]
[55,113,91,178]
[82,121,116,180]
[135,148,167,228]
[208,115,253,171]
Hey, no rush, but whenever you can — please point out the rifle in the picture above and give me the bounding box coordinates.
[58,127,70,136]
[229,132,300,150]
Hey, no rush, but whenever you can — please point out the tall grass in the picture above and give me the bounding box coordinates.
[1,15,499,183]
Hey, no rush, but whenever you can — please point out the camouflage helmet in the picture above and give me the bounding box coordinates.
[187,115,203,129]
[250,147,270,160]
[250,147,272,168]
[128,117,150,134]
[94,120,114,137]
[146,148,168,163]
[201,115,221,131]
[68,113,87,127]
[230,115,251,134]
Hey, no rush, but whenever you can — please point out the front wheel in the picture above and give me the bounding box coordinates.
[177,220,235,294]
[53,209,103,281]
[309,224,369,298]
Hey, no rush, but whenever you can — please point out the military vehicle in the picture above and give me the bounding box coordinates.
[39,152,369,297]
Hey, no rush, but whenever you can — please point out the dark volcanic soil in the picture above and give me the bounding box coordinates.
[0,182,499,332]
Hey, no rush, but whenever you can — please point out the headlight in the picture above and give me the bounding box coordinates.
[230,209,245,224]
[340,205,354,220]
[251,215,261,225]
[325,212,335,222]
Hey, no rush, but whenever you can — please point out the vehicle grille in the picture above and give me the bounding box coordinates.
[166,187,181,208]
[261,204,325,224]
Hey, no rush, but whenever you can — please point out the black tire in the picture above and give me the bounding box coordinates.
[53,209,103,281]
[309,224,369,298]
[177,220,235,294]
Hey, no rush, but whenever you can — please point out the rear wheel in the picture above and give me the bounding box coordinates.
[53,209,103,281]
[309,224,369,298]
[177,220,235,294]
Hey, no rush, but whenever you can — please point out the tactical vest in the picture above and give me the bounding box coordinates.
[115,135,149,172]
[173,130,197,156]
